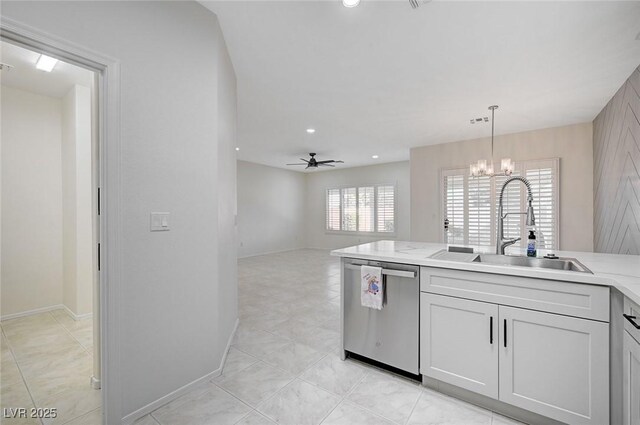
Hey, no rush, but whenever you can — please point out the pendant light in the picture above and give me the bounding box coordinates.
[469,105,514,178]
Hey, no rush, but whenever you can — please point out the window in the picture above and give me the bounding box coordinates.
[326,185,396,234]
[441,159,559,250]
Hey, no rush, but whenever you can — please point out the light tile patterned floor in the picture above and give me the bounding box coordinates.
[1,249,527,425]
[148,249,526,425]
[0,309,99,424]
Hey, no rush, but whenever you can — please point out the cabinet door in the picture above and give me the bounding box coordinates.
[420,293,498,398]
[623,330,640,425]
[499,306,609,425]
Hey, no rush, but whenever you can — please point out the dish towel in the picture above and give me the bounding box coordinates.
[361,265,384,310]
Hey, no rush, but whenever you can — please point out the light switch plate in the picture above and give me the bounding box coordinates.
[150,212,170,232]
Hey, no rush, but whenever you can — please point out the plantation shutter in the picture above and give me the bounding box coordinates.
[376,185,395,233]
[525,160,559,250]
[326,189,341,231]
[468,175,492,246]
[443,172,465,245]
[341,188,357,231]
[358,187,375,232]
[441,158,559,249]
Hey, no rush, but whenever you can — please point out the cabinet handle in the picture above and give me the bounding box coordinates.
[623,314,640,329]
[489,316,493,344]
[504,319,507,348]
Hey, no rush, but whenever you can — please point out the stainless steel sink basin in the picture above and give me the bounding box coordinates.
[428,249,593,274]
[471,254,592,274]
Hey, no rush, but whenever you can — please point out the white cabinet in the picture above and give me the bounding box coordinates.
[623,325,640,425]
[499,306,609,425]
[420,293,498,398]
[420,286,610,425]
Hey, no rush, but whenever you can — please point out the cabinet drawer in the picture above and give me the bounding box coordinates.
[421,267,609,321]
[624,297,640,344]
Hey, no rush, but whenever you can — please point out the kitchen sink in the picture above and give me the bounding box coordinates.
[471,254,593,273]
[428,249,593,274]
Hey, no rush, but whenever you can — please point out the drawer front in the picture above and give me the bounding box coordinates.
[421,267,609,322]
[624,297,640,344]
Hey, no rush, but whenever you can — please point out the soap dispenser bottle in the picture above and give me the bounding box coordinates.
[527,230,537,257]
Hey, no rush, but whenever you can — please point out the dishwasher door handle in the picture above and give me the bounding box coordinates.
[344,264,416,279]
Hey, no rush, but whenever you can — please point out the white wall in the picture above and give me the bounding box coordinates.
[410,122,594,252]
[1,86,63,316]
[237,161,306,257]
[216,28,239,351]
[306,161,411,250]
[61,84,93,317]
[1,1,238,421]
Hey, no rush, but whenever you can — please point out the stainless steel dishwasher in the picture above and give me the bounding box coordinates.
[342,259,419,375]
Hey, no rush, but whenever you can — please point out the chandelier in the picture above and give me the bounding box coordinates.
[469,105,514,178]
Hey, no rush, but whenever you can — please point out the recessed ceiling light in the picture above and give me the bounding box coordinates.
[372,155,379,159]
[306,128,316,134]
[36,55,58,72]
[343,0,360,8]
[235,147,240,151]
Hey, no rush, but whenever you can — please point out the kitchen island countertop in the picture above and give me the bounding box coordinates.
[331,240,640,306]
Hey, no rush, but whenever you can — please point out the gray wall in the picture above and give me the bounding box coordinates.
[410,123,594,252]
[237,161,306,257]
[1,1,238,421]
[593,65,640,255]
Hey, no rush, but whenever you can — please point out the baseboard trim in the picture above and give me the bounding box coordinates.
[238,247,307,259]
[62,305,93,321]
[120,317,240,425]
[0,304,65,321]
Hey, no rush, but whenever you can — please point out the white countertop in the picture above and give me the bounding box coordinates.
[331,240,640,307]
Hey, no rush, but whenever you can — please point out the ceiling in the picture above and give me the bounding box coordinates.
[0,41,94,98]
[201,0,640,171]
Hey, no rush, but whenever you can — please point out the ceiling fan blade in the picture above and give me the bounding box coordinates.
[286,163,307,165]
[318,163,335,167]
[300,158,310,163]
[334,160,344,163]
[316,160,336,164]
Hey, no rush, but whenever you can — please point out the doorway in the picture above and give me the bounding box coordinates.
[1,40,102,423]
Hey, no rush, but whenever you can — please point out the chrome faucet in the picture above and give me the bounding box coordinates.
[496,176,536,255]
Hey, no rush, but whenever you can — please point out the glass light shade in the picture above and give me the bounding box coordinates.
[477,160,487,173]
[470,164,479,177]
[486,161,494,176]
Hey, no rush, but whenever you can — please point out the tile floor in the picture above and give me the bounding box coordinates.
[1,249,526,425]
[145,249,525,425]
[1,309,98,424]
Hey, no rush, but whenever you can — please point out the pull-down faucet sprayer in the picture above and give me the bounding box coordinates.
[496,176,536,255]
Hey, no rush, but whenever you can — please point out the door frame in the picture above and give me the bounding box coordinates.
[1,17,122,424]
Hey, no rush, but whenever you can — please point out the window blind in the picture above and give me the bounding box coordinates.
[468,175,492,246]
[376,185,395,233]
[526,166,556,249]
[325,184,396,234]
[342,188,357,231]
[444,174,465,245]
[326,189,341,231]
[441,159,559,250]
[358,187,375,232]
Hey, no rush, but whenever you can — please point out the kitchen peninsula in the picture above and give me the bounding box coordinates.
[332,240,640,425]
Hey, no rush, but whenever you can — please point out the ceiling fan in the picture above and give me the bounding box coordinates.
[287,153,344,169]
